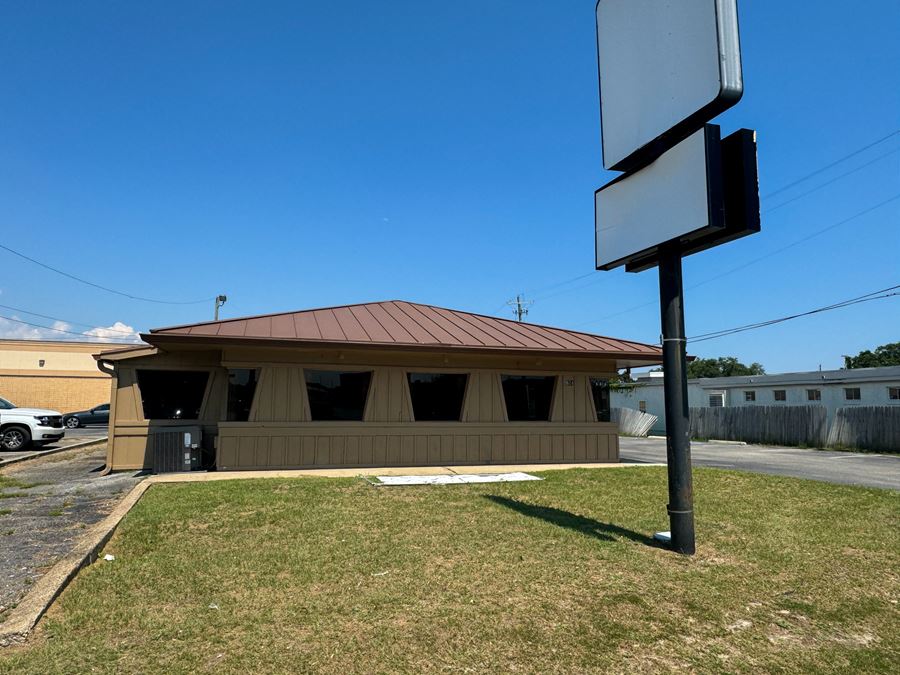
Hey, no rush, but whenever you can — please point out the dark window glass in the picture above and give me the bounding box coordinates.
[136,370,209,420]
[638,400,647,413]
[305,370,371,421]
[774,390,786,401]
[589,378,611,422]
[501,375,555,421]
[96,404,110,411]
[744,391,756,402]
[227,369,259,422]
[890,387,900,400]
[844,387,861,401]
[407,373,468,421]
[807,389,821,401]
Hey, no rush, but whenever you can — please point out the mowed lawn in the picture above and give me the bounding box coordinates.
[1,468,898,673]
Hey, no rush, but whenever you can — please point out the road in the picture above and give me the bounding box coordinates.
[620,436,900,491]
[0,427,108,466]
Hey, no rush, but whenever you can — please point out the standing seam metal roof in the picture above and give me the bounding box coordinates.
[147,300,661,356]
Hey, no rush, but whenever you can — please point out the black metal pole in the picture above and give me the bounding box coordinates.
[658,244,696,555]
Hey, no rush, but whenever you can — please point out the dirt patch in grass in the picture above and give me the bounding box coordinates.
[1,467,898,673]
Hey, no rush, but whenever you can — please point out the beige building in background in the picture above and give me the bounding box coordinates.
[0,339,125,413]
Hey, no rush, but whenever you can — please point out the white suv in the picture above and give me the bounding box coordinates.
[0,396,66,451]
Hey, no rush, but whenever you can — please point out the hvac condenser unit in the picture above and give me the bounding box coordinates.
[151,427,202,473]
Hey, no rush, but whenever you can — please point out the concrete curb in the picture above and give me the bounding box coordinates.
[0,460,665,646]
[0,438,108,469]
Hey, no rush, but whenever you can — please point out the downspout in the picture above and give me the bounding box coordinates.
[96,359,115,476]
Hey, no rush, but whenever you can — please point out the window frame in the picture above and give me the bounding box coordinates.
[134,367,213,422]
[844,387,861,401]
[589,377,612,423]
[744,390,756,402]
[889,386,900,401]
[303,368,374,422]
[500,374,558,422]
[708,391,725,407]
[773,389,786,402]
[806,388,821,401]
[225,368,260,422]
[406,371,470,422]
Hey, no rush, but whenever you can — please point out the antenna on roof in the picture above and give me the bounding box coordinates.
[214,295,228,321]
[506,294,534,322]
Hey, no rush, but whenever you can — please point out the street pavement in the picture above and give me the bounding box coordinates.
[0,427,108,466]
[620,436,900,491]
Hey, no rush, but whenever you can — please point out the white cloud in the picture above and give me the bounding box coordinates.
[0,316,141,343]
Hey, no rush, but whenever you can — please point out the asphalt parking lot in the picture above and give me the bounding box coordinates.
[620,436,900,491]
[0,427,108,467]
[0,443,143,620]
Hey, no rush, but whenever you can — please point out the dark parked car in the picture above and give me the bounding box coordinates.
[63,403,110,428]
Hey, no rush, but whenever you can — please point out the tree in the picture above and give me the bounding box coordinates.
[686,357,765,379]
[844,342,900,369]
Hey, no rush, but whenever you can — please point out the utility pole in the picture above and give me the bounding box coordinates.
[214,295,228,321]
[506,294,533,322]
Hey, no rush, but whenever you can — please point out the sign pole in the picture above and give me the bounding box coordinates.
[658,243,696,555]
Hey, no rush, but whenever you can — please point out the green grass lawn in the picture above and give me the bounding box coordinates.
[1,467,898,674]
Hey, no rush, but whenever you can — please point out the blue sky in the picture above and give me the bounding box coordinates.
[0,0,897,372]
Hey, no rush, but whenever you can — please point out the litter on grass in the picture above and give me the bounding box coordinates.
[103,554,115,562]
[370,472,542,486]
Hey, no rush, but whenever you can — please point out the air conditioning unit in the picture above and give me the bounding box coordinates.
[151,426,202,473]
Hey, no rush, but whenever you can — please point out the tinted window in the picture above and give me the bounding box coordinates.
[0,397,15,410]
[774,390,786,401]
[589,378,611,422]
[227,369,259,422]
[407,373,468,421]
[844,387,861,401]
[136,370,209,420]
[501,375,555,421]
[305,370,371,421]
[807,389,821,401]
[95,404,110,411]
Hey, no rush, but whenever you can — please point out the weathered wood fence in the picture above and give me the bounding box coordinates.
[826,406,900,452]
[612,407,658,437]
[689,405,829,447]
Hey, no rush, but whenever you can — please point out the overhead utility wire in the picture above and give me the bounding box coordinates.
[0,303,138,335]
[762,128,900,200]
[575,191,900,327]
[686,284,900,344]
[0,243,216,305]
[0,314,141,343]
[497,130,900,312]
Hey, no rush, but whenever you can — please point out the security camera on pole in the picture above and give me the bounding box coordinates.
[593,0,760,554]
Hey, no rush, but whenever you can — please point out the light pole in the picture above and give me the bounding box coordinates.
[214,295,227,321]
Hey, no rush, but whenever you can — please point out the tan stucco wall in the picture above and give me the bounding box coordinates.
[105,345,623,471]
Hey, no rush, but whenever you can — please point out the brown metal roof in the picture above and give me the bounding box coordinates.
[145,301,661,359]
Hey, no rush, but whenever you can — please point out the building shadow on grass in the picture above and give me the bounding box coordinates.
[484,495,657,546]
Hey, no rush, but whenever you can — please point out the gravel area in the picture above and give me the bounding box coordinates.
[0,444,144,620]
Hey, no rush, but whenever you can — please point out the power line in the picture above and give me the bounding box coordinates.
[506,294,534,322]
[762,128,900,200]
[0,314,142,343]
[576,191,900,328]
[0,303,139,335]
[687,284,900,344]
[0,243,216,305]
[495,130,900,311]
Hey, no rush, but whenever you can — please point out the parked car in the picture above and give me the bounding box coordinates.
[63,403,110,429]
[0,396,65,451]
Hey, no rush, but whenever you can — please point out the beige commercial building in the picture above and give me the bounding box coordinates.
[0,339,124,413]
[97,301,663,472]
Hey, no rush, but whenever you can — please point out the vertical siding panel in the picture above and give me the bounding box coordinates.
[462,373,478,422]
[493,434,504,464]
[359,435,374,465]
[573,434,585,461]
[550,376,564,422]
[428,436,441,465]
[479,374,492,422]
[516,434,528,462]
[440,435,452,463]
[386,435,400,465]
[270,436,286,467]
[491,373,505,422]
[466,435,479,463]
[528,434,540,462]
[588,434,600,460]
[301,436,316,466]
[316,437,330,466]
[540,434,552,462]
[581,377,595,422]
[479,434,491,463]
[414,435,427,464]
[564,376,576,423]
[400,436,415,465]
[453,435,466,463]
[597,434,610,461]
[345,436,360,465]
[331,436,346,465]
[506,434,517,463]
[287,436,302,466]
[374,435,387,465]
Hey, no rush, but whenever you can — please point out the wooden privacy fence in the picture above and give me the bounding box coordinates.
[612,407,658,437]
[689,405,829,447]
[826,406,900,452]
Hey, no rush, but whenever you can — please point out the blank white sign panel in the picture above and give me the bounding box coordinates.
[595,127,719,270]
[596,0,741,171]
